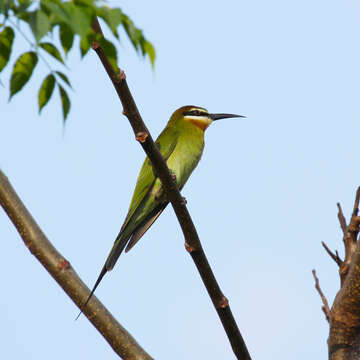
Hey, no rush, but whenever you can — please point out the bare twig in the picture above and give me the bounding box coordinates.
[351,188,360,218]
[335,250,341,261]
[322,241,342,267]
[90,17,251,360]
[337,203,347,235]
[321,188,360,359]
[0,170,153,360]
[335,195,360,286]
[312,269,330,322]
[346,188,360,245]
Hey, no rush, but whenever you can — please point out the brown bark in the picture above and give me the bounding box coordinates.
[315,188,360,359]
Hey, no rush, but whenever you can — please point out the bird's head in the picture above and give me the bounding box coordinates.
[170,105,244,131]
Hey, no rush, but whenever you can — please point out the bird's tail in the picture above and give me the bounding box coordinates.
[75,232,131,319]
[75,264,108,320]
[105,232,131,271]
[75,230,132,320]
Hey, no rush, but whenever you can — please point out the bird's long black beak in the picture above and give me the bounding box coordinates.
[209,113,246,121]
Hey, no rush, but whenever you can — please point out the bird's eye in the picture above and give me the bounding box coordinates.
[191,110,201,116]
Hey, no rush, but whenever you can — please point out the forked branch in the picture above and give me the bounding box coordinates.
[316,187,360,360]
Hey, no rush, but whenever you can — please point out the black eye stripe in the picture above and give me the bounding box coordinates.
[183,110,208,117]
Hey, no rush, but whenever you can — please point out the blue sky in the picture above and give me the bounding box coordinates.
[1,1,360,359]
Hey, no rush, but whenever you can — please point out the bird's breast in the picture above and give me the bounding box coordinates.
[166,132,205,189]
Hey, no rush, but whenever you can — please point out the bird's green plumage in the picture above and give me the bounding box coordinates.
[77,105,242,317]
[105,107,205,269]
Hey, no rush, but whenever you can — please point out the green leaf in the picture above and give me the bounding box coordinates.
[0,26,15,72]
[8,0,31,15]
[58,83,70,122]
[121,14,156,66]
[9,51,38,99]
[74,0,97,7]
[99,38,118,71]
[0,0,14,16]
[16,0,32,13]
[59,23,74,55]
[97,7,124,37]
[79,31,100,58]
[29,9,50,42]
[62,2,93,37]
[122,15,143,50]
[38,73,55,113]
[55,71,71,88]
[41,1,73,30]
[79,33,92,57]
[143,40,156,67]
[39,42,64,64]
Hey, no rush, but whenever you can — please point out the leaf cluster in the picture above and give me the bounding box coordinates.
[0,0,155,122]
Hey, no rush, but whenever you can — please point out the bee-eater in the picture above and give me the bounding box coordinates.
[77,105,243,317]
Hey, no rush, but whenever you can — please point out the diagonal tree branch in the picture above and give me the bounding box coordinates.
[91,17,251,360]
[0,170,153,360]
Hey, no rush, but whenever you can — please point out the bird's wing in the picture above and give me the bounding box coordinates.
[105,127,179,270]
[125,203,168,253]
[121,127,179,232]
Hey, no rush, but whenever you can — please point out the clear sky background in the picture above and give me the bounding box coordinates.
[1,1,360,359]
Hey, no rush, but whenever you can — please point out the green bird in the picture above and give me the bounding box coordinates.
[78,105,243,317]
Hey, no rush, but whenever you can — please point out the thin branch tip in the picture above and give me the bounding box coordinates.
[312,269,330,322]
[356,186,360,200]
[337,202,347,233]
[352,188,360,216]
[322,241,342,266]
[337,202,343,214]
